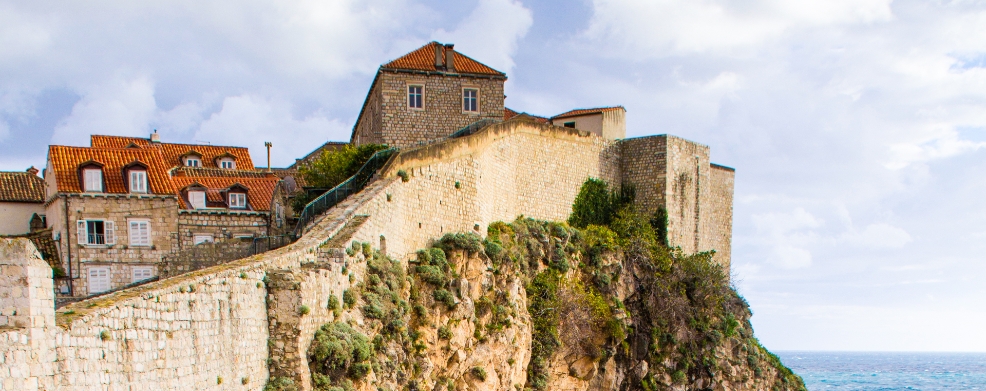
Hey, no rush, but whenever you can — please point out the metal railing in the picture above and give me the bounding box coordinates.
[448,118,498,139]
[293,148,397,237]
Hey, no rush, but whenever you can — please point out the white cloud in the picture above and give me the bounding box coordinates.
[51,77,158,146]
[584,0,893,55]
[769,245,813,269]
[842,223,913,249]
[431,0,533,75]
[195,95,349,167]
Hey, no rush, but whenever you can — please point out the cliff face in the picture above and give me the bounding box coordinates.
[292,218,804,391]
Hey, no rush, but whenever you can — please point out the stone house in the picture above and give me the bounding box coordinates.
[0,167,47,235]
[43,133,279,297]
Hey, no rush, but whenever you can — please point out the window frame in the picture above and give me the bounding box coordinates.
[131,266,154,283]
[462,88,479,113]
[128,219,151,247]
[188,190,207,209]
[129,170,148,193]
[88,266,111,294]
[185,157,201,167]
[228,192,247,209]
[83,168,104,192]
[407,84,424,110]
[219,159,235,169]
[77,219,115,246]
[193,234,214,245]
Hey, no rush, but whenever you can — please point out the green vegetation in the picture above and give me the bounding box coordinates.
[308,322,373,390]
[263,377,297,391]
[293,143,388,213]
[397,169,409,182]
[470,366,487,382]
[299,305,311,316]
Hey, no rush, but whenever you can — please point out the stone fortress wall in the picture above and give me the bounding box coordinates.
[0,120,733,390]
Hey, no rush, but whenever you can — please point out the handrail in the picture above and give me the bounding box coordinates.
[292,148,397,237]
[448,118,498,139]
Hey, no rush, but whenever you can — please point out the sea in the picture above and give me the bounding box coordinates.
[776,352,986,390]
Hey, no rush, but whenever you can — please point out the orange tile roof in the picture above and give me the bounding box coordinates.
[171,167,275,179]
[90,135,255,170]
[0,171,46,202]
[504,108,549,123]
[47,145,176,195]
[383,42,505,77]
[171,177,277,211]
[551,106,625,120]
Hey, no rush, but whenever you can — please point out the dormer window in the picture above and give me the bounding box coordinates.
[129,170,147,193]
[219,159,235,169]
[228,193,247,209]
[185,157,200,167]
[83,168,103,192]
[188,191,206,209]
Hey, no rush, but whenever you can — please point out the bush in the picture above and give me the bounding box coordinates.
[328,294,340,311]
[568,178,611,228]
[308,322,373,388]
[264,377,298,391]
[433,289,455,308]
[438,326,452,340]
[438,232,483,254]
[397,169,409,182]
[414,265,446,286]
[470,366,487,382]
[299,305,311,315]
[342,289,356,308]
[299,143,388,190]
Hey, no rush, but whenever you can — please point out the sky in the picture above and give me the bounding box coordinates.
[1,0,985,352]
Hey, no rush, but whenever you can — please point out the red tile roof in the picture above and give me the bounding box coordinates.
[47,146,176,195]
[383,42,505,77]
[90,135,255,169]
[0,171,46,202]
[172,177,277,211]
[551,106,625,120]
[504,108,549,123]
[49,138,278,212]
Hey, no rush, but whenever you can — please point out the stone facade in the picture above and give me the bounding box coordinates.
[352,71,505,149]
[177,210,269,248]
[45,194,179,297]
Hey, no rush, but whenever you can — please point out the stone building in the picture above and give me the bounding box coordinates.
[43,133,279,296]
[340,41,736,266]
[0,167,46,235]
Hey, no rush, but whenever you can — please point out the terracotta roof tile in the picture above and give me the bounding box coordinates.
[383,42,505,77]
[47,146,176,195]
[90,135,255,169]
[171,167,276,178]
[0,171,46,202]
[551,106,626,120]
[172,177,278,211]
[504,108,549,123]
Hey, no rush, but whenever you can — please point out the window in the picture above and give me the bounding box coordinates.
[189,191,206,209]
[408,85,423,109]
[220,159,235,169]
[132,266,153,283]
[185,157,200,167]
[228,193,247,209]
[83,168,103,192]
[77,220,115,246]
[563,121,576,128]
[88,267,111,294]
[193,234,214,245]
[462,88,478,112]
[129,170,147,193]
[128,220,151,246]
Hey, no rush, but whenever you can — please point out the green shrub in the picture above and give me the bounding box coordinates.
[650,206,669,246]
[568,178,611,228]
[299,305,311,315]
[414,265,446,286]
[470,366,487,381]
[299,143,387,191]
[671,370,686,384]
[433,289,455,308]
[397,169,409,182]
[438,232,483,254]
[328,294,340,311]
[308,322,373,388]
[99,330,111,341]
[438,326,452,340]
[361,242,372,258]
[342,289,356,308]
[264,377,298,391]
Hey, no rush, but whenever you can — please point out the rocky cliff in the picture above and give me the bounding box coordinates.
[267,215,804,391]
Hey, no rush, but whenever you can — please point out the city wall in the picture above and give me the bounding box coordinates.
[0,120,733,390]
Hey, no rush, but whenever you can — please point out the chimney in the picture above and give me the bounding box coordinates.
[150,129,161,143]
[25,166,39,176]
[444,44,455,73]
[434,42,444,69]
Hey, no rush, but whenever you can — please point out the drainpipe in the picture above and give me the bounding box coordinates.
[63,194,74,297]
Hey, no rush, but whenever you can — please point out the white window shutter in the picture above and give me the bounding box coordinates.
[77,220,87,244]
[104,221,115,245]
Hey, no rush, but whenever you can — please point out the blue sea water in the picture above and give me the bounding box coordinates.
[776,352,986,391]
